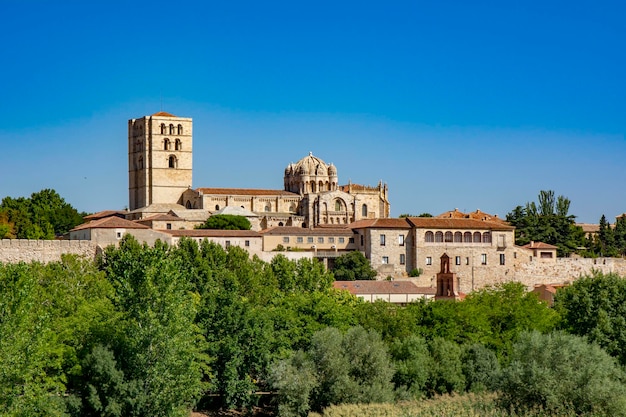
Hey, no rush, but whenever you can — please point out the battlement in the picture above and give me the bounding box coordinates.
[0,239,99,264]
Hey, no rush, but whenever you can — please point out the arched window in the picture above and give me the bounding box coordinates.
[482,232,492,243]
[473,232,481,243]
[168,155,177,168]
[335,200,342,211]
[289,203,296,212]
[362,204,368,217]
[215,205,220,210]
[278,222,284,226]
[177,124,183,135]
[311,181,316,193]
[444,231,453,242]
[265,205,271,212]
[185,200,192,209]
[169,124,175,134]
[425,231,434,242]
[330,218,334,224]
[160,123,166,134]
[175,139,181,150]
[163,138,170,150]
[435,231,443,242]
[454,232,463,242]
[464,232,472,243]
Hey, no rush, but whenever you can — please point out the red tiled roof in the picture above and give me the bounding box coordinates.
[522,241,558,250]
[71,217,150,231]
[160,229,261,238]
[333,280,436,295]
[349,218,412,229]
[152,111,176,117]
[83,210,127,221]
[406,217,514,230]
[196,188,300,197]
[136,213,183,222]
[260,226,354,236]
[436,209,507,223]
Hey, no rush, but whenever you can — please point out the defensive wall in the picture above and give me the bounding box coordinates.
[0,239,98,264]
[513,257,626,289]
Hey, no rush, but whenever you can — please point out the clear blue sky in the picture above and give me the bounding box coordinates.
[1,0,624,223]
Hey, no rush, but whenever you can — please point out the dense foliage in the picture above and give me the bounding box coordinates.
[2,238,626,416]
[332,251,377,280]
[586,214,626,257]
[196,214,252,230]
[0,189,85,239]
[506,190,584,256]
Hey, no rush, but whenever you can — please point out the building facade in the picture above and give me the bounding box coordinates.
[129,112,390,228]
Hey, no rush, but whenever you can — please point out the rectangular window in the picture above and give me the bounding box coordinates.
[400,254,405,265]
[339,237,345,243]
[481,254,487,265]
[455,256,461,265]
[349,237,355,244]
[399,234,405,246]
[245,240,250,247]
[297,236,303,243]
[426,256,432,265]
[500,254,506,265]
[466,257,470,265]
[166,223,172,230]
[380,234,386,246]
[329,237,335,243]
[318,237,324,243]
[382,256,389,264]
[360,235,364,245]
[307,237,314,243]
[225,240,231,248]
[283,237,290,243]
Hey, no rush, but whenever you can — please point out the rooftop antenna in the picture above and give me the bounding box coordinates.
[160,90,163,112]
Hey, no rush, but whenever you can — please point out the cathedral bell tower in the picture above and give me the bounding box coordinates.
[128,112,193,211]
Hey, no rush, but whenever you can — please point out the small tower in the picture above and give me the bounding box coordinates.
[436,253,458,299]
[128,112,193,211]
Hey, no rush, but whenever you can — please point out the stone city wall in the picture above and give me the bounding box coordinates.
[0,239,98,264]
[512,256,626,289]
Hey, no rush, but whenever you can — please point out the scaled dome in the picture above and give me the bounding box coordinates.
[291,152,329,177]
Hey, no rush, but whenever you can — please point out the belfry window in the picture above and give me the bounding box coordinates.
[168,155,177,168]
[164,138,171,150]
[169,124,175,134]
[175,139,181,150]
[177,124,183,135]
[160,123,166,134]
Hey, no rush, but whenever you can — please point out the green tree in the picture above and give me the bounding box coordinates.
[595,214,618,256]
[506,190,583,256]
[0,257,114,416]
[98,236,209,416]
[389,335,430,399]
[332,251,377,281]
[197,214,251,230]
[461,343,499,392]
[0,189,84,239]
[498,331,626,416]
[555,271,626,365]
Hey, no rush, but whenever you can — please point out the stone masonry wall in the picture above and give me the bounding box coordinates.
[0,239,98,264]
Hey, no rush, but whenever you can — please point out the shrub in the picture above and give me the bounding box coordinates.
[497,331,626,416]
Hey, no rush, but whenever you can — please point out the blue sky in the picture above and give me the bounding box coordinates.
[1,0,624,223]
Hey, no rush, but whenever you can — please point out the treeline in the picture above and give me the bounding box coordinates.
[0,189,84,239]
[2,237,626,416]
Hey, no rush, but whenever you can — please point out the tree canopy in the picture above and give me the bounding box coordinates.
[196,214,251,230]
[331,251,377,280]
[0,189,84,239]
[506,190,585,256]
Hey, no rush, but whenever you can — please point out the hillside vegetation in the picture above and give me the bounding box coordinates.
[2,236,626,416]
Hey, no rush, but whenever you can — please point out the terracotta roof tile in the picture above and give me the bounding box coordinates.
[333,280,436,295]
[522,241,558,249]
[161,229,261,238]
[71,217,150,231]
[83,210,128,221]
[260,226,354,236]
[152,111,176,117]
[196,187,300,197]
[406,217,514,230]
[349,218,412,229]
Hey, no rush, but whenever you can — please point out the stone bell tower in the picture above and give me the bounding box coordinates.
[128,111,193,211]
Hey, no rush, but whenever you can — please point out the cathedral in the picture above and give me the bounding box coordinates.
[128,111,390,228]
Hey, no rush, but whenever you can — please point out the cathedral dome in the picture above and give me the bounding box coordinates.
[293,152,329,177]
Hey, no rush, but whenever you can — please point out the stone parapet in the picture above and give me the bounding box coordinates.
[0,239,98,264]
